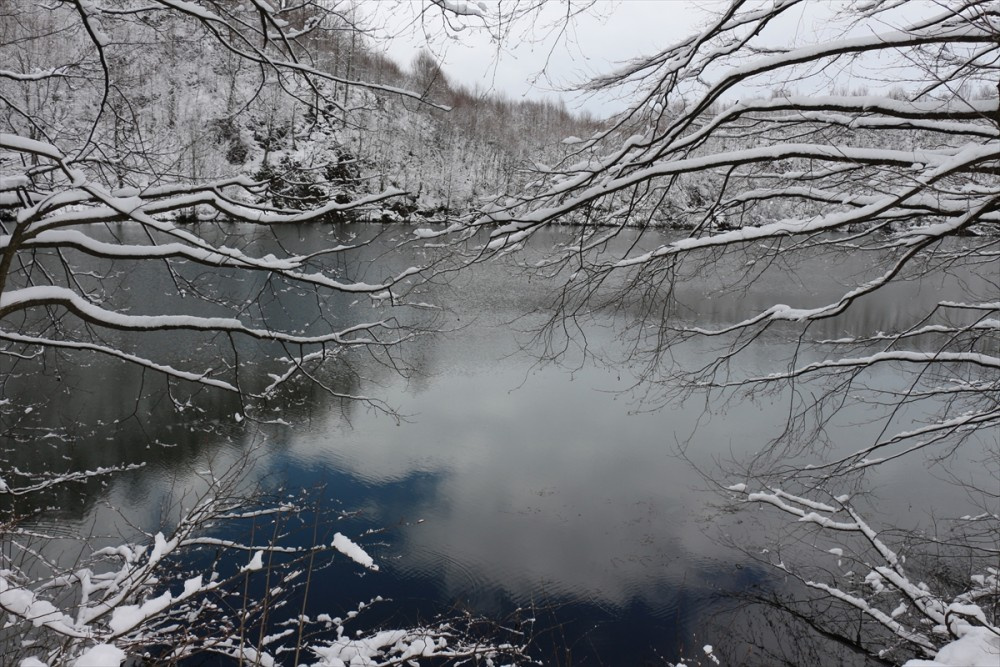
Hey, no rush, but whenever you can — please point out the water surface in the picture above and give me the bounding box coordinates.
[2,224,994,664]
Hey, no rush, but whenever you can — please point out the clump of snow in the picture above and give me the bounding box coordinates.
[828,547,844,566]
[109,592,171,635]
[148,531,174,563]
[108,575,206,636]
[434,0,486,17]
[310,629,407,666]
[73,644,125,666]
[865,571,885,593]
[242,550,265,572]
[332,533,378,571]
[0,577,77,632]
[904,627,1000,666]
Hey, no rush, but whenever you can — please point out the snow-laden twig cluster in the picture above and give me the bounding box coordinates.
[1,131,436,393]
[434,0,999,660]
[728,484,999,665]
[0,446,532,666]
[453,2,998,439]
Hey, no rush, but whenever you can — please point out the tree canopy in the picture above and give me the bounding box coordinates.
[464,0,998,477]
[449,1,998,662]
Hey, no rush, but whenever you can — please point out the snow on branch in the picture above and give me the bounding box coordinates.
[451,0,999,482]
[0,463,144,496]
[429,0,488,19]
[1,124,440,398]
[0,285,414,351]
[1,446,530,666]
[732,485,999,663]
[0,67,71,82]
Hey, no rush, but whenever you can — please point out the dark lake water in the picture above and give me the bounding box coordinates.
[1,223,995,664]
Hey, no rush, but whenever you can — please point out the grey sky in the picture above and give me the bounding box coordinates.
[371,1,938,118]
[373,1,712,116]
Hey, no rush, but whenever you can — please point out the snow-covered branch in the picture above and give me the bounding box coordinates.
[1,127,433,402]
[731,485,999,664]
[450,0,998,471]
[433,2,1000,660]
[0,447,530,665]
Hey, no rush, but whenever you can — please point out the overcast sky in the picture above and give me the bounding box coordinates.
[369,1,939,119]
[373,1,717,117]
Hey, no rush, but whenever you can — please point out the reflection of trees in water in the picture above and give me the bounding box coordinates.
[0,340,384,521]
[0,223,446,521]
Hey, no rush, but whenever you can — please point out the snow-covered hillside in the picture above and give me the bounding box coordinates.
[0,1,600,224]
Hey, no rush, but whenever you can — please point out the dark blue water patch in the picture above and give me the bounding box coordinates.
[310,574,770,666]
[167,462,457,663]
[163,445,794,665]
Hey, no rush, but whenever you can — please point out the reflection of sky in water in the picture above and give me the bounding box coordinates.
[257,346,776,661]
[281,356,730,606]
[8,227,995,663]
[259,312,993,664]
